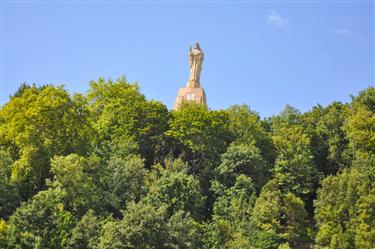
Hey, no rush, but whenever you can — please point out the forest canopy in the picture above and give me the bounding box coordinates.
[0,78,374,249]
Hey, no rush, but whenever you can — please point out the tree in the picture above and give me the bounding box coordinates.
[0,218,9,248]
[272,122,317,201]
[51,154,104,216]
[216,143,268,191]
[5,188,75,249]
[345,106,375,156]
[212,174,257,222]
[0,85,93,198]
[98,202,170,249]
[166,103,232,173]
[344,87,375,157]
[65,210,102,249]
[350,87,375,112]
[206,175,257,249]
[167,210,204,249]
[227,104,275,165]
[0,149,20,219]
[146,170,205,220]
[106,154,149,214]
[167,103,233,218]
[314,154,375,249]
[251,180,309,248]
[88,77,171,166]
[303,102,351,175]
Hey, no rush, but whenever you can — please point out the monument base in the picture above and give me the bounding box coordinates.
[173,85,207,111]
[186,80,200,88]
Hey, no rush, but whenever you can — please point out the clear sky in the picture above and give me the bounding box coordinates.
[1,0,374,117]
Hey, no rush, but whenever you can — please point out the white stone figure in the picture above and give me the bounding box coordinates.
[188,43,204,85]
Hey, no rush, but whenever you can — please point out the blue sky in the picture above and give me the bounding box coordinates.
[1,1,374,117]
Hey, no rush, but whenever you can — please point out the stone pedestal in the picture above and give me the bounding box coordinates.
[173,82,207,110]
[186,79,200,88]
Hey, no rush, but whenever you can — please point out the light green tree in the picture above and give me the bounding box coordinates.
[314,154,375,249]
[0,85,93,198]
[227,104,275,165]
[51,154,103,216]
[87,77,171,166]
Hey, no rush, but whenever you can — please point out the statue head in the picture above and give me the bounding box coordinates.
[195,42,200,50]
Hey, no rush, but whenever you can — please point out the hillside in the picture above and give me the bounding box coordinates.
[0,78,374,249]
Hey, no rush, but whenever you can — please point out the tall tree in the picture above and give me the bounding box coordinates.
[303,102,351,175]
[314,154,375,249]
[4,188,75,249]
[216,143,268,192]
[271,109,317,201]
[98,202,170,249]
[226,105,275,165]
[87,77,171,166]
[0,85,93,199]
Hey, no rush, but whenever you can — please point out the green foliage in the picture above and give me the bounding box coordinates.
[272,119,317,200]
[98,202,170,249]
[65,210,102,249]
[88,77,171,166]
[206,175,257,249]
[227,104,276,164]
[167,103,233,218]
[146,169,205,219]
[0,219,9,248]
[0,149,20,219]
[5,188,75,249]
[217,143,268,191]
[346,106,375,155]
[252,180,309,248]
[314,154,375,249]
[1,81,374,249]
[167,210,204,249]
[51,154,103,216]
[304,102,352,175]
[0,85,93,198]
[167,103,232,168]
[212,174,256,221]
[106,154,149,213]
[311,88,375,249]
[350,86,375,112]
[277,242,291,249]
[345,87,375,156]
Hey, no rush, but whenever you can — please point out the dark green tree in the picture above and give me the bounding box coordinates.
[216,143,268,191]
[146,169,205,219]
[303,102,352,175]
[65,210,102,249]
[251,180,309,249]
[0,149,20,219]
[5,188,75,249]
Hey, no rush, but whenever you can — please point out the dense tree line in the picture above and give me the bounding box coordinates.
[0,77,374,249]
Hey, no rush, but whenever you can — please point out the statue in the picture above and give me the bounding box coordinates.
[188,43,204,88]
[174,43,207,110]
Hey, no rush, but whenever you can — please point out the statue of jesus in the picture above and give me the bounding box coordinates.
[188,43,204,85]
